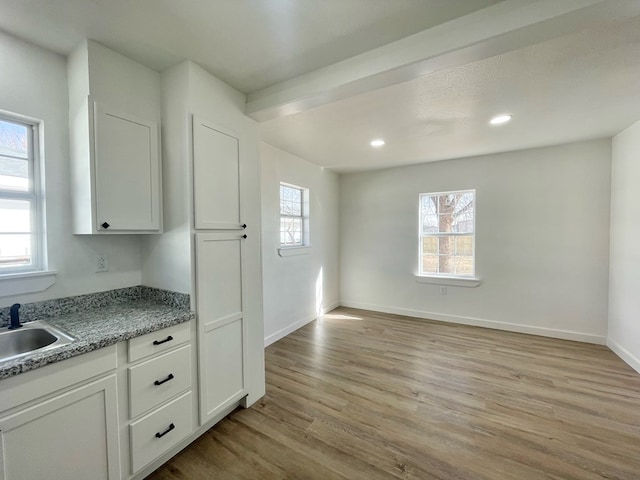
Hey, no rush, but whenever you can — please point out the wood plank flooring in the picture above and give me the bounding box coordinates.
[146,308,640,480]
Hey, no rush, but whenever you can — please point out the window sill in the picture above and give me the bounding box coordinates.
[278,246,312,257]
[415,275,481,287]
[0,270,57,297]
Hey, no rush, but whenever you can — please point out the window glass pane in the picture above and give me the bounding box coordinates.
[421,195,438,234]
[438,236,454,255]
[0,120,28,158]
[455,236,473,256]
[454,256,474,276]
[280,217,303,246]
[422,254,438,274]
[436,255,455,275]
[422,237,437,255]
[0,233,32,268]
[0,199,32,233]
[0,156,29,192]
[280,185,302,216]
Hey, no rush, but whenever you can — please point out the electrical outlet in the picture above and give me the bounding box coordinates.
[96,254,109,272]
[439,286,447,295]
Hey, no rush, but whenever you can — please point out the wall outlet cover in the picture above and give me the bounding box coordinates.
[96,254,109,272]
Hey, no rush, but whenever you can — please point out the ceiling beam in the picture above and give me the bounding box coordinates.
[246,0,640,122]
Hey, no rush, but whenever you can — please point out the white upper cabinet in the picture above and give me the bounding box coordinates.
[193,117,243,230]
[68,40,162,234]
[93,103,160,232]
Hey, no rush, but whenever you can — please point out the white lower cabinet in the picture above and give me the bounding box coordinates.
[125,322,194,476]
[129,392,192,474]
[0,348,120,480]
[128,345,192,418]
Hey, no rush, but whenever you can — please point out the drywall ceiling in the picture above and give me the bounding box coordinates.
[261,15,640,172]
[0,0,500,94]
[1,0,639,172]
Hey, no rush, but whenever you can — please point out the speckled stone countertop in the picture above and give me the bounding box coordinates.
[0,287,195,380]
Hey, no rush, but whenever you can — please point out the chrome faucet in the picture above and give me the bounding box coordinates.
[9,303,21,330]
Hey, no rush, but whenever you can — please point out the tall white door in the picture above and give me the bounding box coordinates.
[192,117,244,230]
[195,233,246,424]
[193,115,249,425]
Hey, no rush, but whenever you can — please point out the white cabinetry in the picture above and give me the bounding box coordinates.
[71,100,162,234]
[68,40,162,234]
[193,117,251,424]
[0,376,119,480]
[196,233,247,423]
[0,346,120,480]
[150,61,265,435]
[93,103,161,232]
[124,322,194,476]
[193,117,243,230]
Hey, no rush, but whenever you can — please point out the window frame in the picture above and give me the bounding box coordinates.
[418,189,476,279]
[0,113,45,275]
[279,182,309,249]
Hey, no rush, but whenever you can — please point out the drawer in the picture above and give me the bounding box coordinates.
[128,322,191,363]
[129,345,191,418]
[130,391,193,474]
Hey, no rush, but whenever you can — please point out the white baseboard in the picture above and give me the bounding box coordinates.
[264,300,340,347]
[340,300,606,345]
[607,337,640,374]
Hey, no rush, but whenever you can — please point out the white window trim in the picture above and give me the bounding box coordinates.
[0,270,57,297]
[414,274,480,287]
[278,246,312,257]
[417,189,477,281]
[0,112,47,277]
[279,182,310,250]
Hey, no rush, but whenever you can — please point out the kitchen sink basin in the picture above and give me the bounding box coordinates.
[0,321,75,364]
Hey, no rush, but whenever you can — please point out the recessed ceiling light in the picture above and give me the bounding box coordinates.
[489,114,512,125]
[370,139,385,147]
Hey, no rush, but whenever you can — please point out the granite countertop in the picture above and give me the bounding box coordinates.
[0,287,195,380]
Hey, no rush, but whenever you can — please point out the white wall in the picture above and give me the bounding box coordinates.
[340,140,611,343]
[608,120,640,372]
[261,143,340,346]
[141,63,192,294]
[0,32,142,307]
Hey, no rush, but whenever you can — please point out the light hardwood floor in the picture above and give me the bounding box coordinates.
[147,308,640,480]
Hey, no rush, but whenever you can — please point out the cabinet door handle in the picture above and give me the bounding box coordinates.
[101,222,110,229]
[242,223,247,229]
[154,373,174,386]
[242,234,247,239]
[155,423,175,438]
[152,335,173,346]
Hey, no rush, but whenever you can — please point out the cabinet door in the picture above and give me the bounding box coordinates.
[192,117,243,230]
[196,233,246,424]
[94,102,161,232]
[0,375,120,480]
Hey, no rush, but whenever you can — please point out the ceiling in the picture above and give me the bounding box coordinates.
[1,0,639,172]
[261,14,640,171]
[0,0,500,94]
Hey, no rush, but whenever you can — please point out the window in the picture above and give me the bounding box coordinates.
[279,183,308,247]
[419,190,475,278]
[0,115,43,273]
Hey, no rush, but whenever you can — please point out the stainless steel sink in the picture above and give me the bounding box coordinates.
[0,321,75,364]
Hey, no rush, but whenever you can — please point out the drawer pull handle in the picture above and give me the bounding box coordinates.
[155,423,175,439]
[154,373,174,386]
[153,335,174,346]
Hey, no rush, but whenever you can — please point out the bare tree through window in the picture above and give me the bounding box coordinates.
[420,190,475,277]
